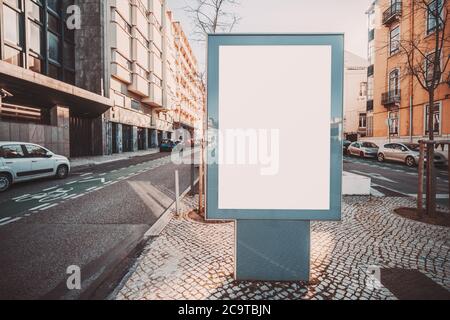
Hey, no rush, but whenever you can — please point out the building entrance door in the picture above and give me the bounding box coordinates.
[122,124,133,152]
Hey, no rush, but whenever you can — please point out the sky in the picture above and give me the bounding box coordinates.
[167,0,373,70]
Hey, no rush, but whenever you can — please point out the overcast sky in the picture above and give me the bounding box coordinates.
[167,0,373,70]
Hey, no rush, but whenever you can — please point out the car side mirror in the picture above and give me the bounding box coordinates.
[45,152,54,158]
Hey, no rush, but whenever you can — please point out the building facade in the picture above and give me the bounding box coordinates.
[343,51,369,141]
[0,0,112,157]
[0,0,203,157]
[171,18,203,141]
[365,0,450,147]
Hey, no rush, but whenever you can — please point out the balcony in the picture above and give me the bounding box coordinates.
[367,100,374,112]
[381,90,401,106]
[382,1,402,25]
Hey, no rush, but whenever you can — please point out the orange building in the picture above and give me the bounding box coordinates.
[365,0,450,146]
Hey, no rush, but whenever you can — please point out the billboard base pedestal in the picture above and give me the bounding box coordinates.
[235,220,310,281]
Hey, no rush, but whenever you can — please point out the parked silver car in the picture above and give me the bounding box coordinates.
[347,142,379,158]
[377,143,446,167]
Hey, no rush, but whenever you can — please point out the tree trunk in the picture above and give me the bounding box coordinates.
[426,89,436,216]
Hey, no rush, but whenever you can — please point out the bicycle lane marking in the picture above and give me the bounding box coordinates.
[0,154,175,224]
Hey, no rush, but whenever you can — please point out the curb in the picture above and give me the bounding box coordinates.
[144,177,200,238]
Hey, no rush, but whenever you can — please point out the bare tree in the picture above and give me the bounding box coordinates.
[397,0,450,215]
[183,0,241,216]
[185,0,241,42]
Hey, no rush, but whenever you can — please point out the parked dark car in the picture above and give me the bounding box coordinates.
[343,140,352,155]
[160,140,184,153]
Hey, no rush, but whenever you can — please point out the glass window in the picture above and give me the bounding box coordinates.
[389,26,400,55]
[389,69,400,94]
[389,112,399,136]
[48,32,60,62]
[359,113,367,128]
[25,144,48,157]
[1,145,25,158]
[47,0,59,13]
[427,0,444,34]
[3,4,21,46]
[48,14,60,34]
[425,103,441,135]
[28,0,42,21]
[29,21,43,55]
[48,63,60,79]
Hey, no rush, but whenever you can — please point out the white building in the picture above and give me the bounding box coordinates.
[343,51,369,141]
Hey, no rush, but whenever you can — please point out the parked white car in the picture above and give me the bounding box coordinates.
[0,142,70,192]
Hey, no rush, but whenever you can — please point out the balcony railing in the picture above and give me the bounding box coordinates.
[383,1,402,25]
[381,90,401,106]
[367,100,374,112]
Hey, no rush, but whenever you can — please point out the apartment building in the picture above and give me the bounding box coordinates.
[365,0,450,146]
[343,51,369,141]
[0,0,204,157]
[0,0,112,157]
[172,19,203,141]
[104,0,174,153]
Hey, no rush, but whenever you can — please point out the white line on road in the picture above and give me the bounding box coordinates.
[350,170,398,184]
[0,217,22,226]
[12,194,30,201]
[39,203,58,211]
[0,217,11,223]
[43,186,59,192]
[29,203,54,211]
[70,194,85,200]
[66,180,79,185]
[80,172,93,177]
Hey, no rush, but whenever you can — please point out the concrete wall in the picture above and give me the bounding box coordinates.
[74,0,107,96]
[0,106,70,157]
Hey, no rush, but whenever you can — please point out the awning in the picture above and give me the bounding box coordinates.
[0,61,113,117]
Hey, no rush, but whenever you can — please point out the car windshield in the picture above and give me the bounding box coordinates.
[404,143,419,151]
[362,142,377,148]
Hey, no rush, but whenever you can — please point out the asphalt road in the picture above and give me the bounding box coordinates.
[344,155,449,207]
[0,150,198,300]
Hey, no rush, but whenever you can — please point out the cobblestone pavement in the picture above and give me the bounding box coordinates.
[114,196,450,300]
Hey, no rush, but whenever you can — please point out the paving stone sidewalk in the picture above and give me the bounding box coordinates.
[114,196,450,300]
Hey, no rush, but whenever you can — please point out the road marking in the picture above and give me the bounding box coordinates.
[43,186,59,192]
[70,194,85,200]
[79,178,106,184]
[0,217,11,223]
[29,203,54,211]
[39,203,58,211]
[80,172,93,177]
[0,217,22,226]
[66,180,79,185]
[350,170,398,184]
[99,173,106,176]
[12,194,30,201]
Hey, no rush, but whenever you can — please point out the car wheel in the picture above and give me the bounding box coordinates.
[56,165,69,179]
[0,173,12,192]
[405,156,416,167]
[378,153,385,162]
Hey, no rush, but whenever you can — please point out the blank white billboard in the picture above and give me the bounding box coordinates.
[218,45,332,210]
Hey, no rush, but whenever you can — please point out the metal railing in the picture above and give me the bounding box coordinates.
[382,1,402,25]
[381,90,401,105]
